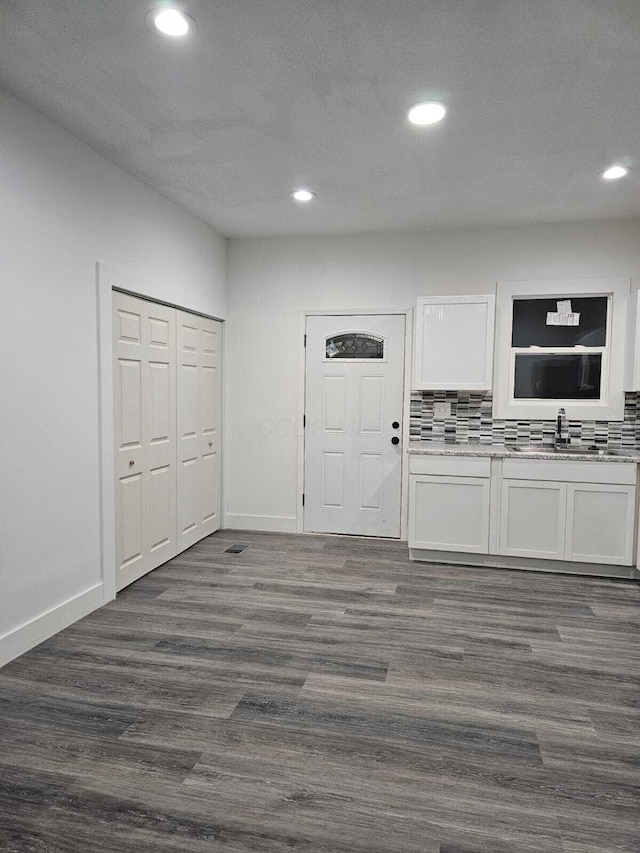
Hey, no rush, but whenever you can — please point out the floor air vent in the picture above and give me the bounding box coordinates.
[224,545,249,554]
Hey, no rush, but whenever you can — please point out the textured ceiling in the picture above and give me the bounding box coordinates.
[0,0,638,237]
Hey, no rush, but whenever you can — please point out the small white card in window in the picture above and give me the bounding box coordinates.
[547,299,581,326]
[326,339,339,358]
[546,312,581,326]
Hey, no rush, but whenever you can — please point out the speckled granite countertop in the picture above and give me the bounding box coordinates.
[407,440,640,464]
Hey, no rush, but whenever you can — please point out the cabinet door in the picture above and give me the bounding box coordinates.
[413,295,495,390]
[499,479,566,560]
[566,483,635,566]
[624,288,640,391]
[409,475,490,553]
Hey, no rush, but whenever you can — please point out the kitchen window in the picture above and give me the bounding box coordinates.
[493,279,629,421]
[511,296,607,401]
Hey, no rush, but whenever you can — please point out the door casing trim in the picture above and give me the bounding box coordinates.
[297,308,413,539]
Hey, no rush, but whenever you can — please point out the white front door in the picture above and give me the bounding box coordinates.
[304,314,405,537]
[113,291,177,590]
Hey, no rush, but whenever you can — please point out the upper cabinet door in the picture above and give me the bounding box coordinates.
[625,288,640,391]
[413,295,496,390]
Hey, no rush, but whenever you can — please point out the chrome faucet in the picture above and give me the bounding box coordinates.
[554,407,568,450]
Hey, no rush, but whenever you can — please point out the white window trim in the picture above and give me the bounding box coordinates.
[493,279,630,421]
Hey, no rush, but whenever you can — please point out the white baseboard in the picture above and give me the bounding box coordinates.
[224,513,298,534]
[0,583,104,669]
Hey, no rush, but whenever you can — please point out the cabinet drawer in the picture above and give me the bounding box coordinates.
[501,459,637,486]
[409,455,491,478]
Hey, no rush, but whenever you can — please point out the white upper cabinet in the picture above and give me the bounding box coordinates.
[625,288,640,391]
[413,295,495,390]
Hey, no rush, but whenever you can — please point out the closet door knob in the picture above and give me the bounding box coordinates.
[392,421,400,429]
[391,436,400,446]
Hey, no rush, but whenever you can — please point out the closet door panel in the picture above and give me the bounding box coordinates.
[199,317,222,534]
[114,294,221,591]
[177,311,222,550]
[113,292,177,590]
[178,456,199,537]
[202,450,219,525]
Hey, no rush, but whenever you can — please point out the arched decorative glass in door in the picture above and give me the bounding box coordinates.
[325,332,384,359]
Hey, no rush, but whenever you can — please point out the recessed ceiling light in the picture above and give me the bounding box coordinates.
[291,189,316,202]
[152,8,192,37]
[601,164,630,180]
[407,101,447,126]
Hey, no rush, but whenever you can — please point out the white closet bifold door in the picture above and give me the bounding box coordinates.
[113,292,178,590]
[176,310,222,551]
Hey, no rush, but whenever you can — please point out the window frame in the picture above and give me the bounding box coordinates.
[493,279,630,421]
[511,350,604,401]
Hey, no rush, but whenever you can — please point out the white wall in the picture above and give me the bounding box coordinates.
[225,219,640,531]
[0,90,227,666]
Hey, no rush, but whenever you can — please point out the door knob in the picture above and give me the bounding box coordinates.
[129,459,135,467]
[392,421,400,429]
[391,436,400,446]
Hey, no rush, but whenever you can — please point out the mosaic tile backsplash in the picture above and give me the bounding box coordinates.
[410,392,640,449]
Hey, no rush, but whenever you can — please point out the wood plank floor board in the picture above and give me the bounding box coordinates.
[0,719,203,787]
[1,528,638,851]
[36,773,444,853]
[66,606,245,642]
[301,671,597,737]
[150,635,390,682]
[1,651,246,717]
[229,694,545,767]
[536,727,640,785]
[587,707,640,740]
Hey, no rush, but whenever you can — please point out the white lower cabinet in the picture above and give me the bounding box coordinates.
[409,453,637,570]
[499,479,567,560]
[409,475,490,553]
[498,464,637,567]
[565,483,635,566]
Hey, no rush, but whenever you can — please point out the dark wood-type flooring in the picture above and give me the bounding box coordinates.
[1,530,639,852]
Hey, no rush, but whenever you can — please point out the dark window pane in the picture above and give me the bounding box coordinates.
[514,354,602,399]
[326,333,384,359]
[512,297,607,347]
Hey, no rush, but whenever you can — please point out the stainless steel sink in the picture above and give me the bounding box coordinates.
[511,445,622,457]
